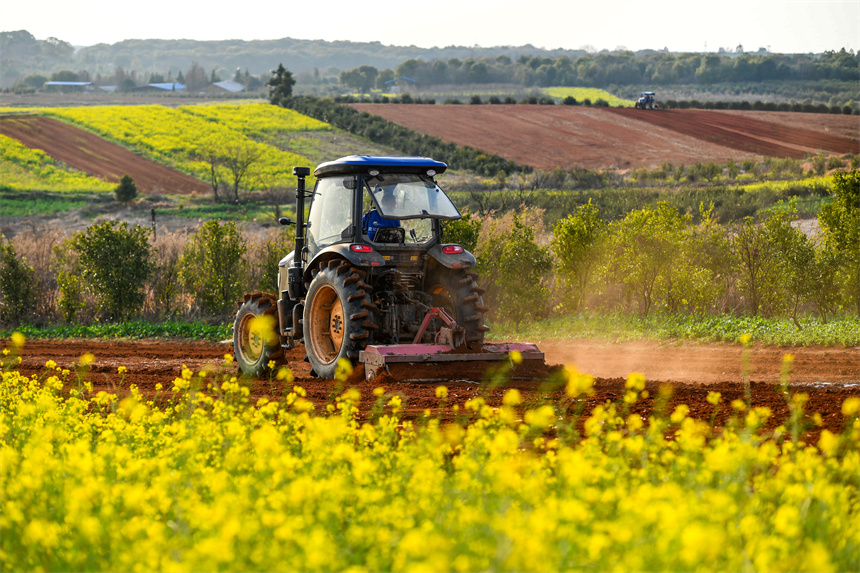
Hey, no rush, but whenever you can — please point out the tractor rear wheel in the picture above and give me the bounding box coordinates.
[304,260,373,378]
[234,292,282,377]
[427,269,490,345]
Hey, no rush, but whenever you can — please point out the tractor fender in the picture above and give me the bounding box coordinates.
[303,244,385,282]
[427,244,477,270]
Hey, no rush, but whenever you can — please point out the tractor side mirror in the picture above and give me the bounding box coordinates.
[279,217,294,226]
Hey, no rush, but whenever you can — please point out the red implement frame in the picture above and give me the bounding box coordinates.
[359,308,545,382]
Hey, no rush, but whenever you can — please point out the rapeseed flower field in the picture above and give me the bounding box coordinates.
[0,134,114,193]
[1,337,858,572]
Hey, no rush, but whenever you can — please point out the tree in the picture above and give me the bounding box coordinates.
[50,70,79,82]
[495,217,553,330]
[441,211,482,253]
[602,203,693,316]
[730,207,806,317]
[178,220,248,315]
[339,65,378,93]
[267,63,296,106]
[196,139,227,202]
[114,174,138,203]
[186,61,207,91]
[818,169,860,315]
[552,201,605,311]
[222,141,263,203]
[65,222,154,320]
[0,241,36,326]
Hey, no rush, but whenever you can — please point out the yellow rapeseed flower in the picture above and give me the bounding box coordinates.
[435,386,448,400]
[502,388,522,407]
[842,396,860,417]
[564,365,595,398]
[10,332,25,348]
[509,350,523,365]
[625,372,646,392]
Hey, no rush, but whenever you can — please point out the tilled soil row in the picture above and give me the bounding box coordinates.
[6,338,858,439]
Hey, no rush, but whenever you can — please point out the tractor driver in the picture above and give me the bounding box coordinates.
[362,188,401,241]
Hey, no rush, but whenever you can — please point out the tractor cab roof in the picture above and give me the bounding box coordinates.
[314,155,448,178]
[641,91,655,96]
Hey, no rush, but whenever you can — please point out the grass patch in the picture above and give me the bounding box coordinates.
[487,312,860,347]
[1,320,231,342]
[166,201,296,223]
[0,192,93,217]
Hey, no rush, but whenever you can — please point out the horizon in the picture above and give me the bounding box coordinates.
[3,0,858,55]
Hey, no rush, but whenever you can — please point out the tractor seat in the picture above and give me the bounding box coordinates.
[374,227,406,244]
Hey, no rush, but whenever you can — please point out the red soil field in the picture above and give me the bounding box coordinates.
[0,115,209,194]
[349,104,860,170]
[8,338,859,439]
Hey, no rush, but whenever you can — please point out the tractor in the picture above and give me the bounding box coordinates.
[635,91,657,109]
[233,155,542,381]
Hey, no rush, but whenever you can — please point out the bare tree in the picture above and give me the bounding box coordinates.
[196,141,225,203]
[222,142,263,203]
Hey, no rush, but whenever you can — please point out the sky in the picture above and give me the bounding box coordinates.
[2,0,858,54]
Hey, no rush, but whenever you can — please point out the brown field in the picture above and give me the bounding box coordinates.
[349,104,860,170]
[9,338,859,439]
[0,115,210,194]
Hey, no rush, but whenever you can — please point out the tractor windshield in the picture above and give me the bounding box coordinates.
[365,174,461,220]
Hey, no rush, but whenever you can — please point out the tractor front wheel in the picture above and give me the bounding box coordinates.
[233,292,282,377]
[304,260,373,378]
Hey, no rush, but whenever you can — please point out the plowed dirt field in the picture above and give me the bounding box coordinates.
[8,338,858,439]
[349,104,860,170]
[0,115,209,194]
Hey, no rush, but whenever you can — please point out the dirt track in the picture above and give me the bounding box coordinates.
[349,104,860,170]
[0,115,210,194]
[7,338,858,438]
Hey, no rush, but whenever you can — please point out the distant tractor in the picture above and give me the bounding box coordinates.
[233,155,544,381]
[635,91,657,109]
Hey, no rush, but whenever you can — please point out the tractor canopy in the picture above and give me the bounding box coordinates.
[314,155,447,177]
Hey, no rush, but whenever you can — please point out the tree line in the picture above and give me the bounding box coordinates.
[338,49,859,91]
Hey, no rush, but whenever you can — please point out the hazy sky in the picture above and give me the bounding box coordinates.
[3,0,858,53]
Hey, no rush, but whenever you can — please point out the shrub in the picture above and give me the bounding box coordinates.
[114,174,138,203]
[481,215,552,330]
[469,95,482,105]
[552,201,605,312]
[178,220,248,316]
[0,241,36,326]
[245,227,296,293]
[818,170,860,315]
[63,221,155,321]
[441,211,482,254]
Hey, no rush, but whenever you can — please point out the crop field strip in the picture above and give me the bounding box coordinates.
[0,103,329,194]
[1,116,210,193]
[349,104,859,170]
[606,108,860,158]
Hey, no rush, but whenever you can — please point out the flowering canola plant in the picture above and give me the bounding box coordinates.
[1,345,858,572]
[0,134,114,193]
